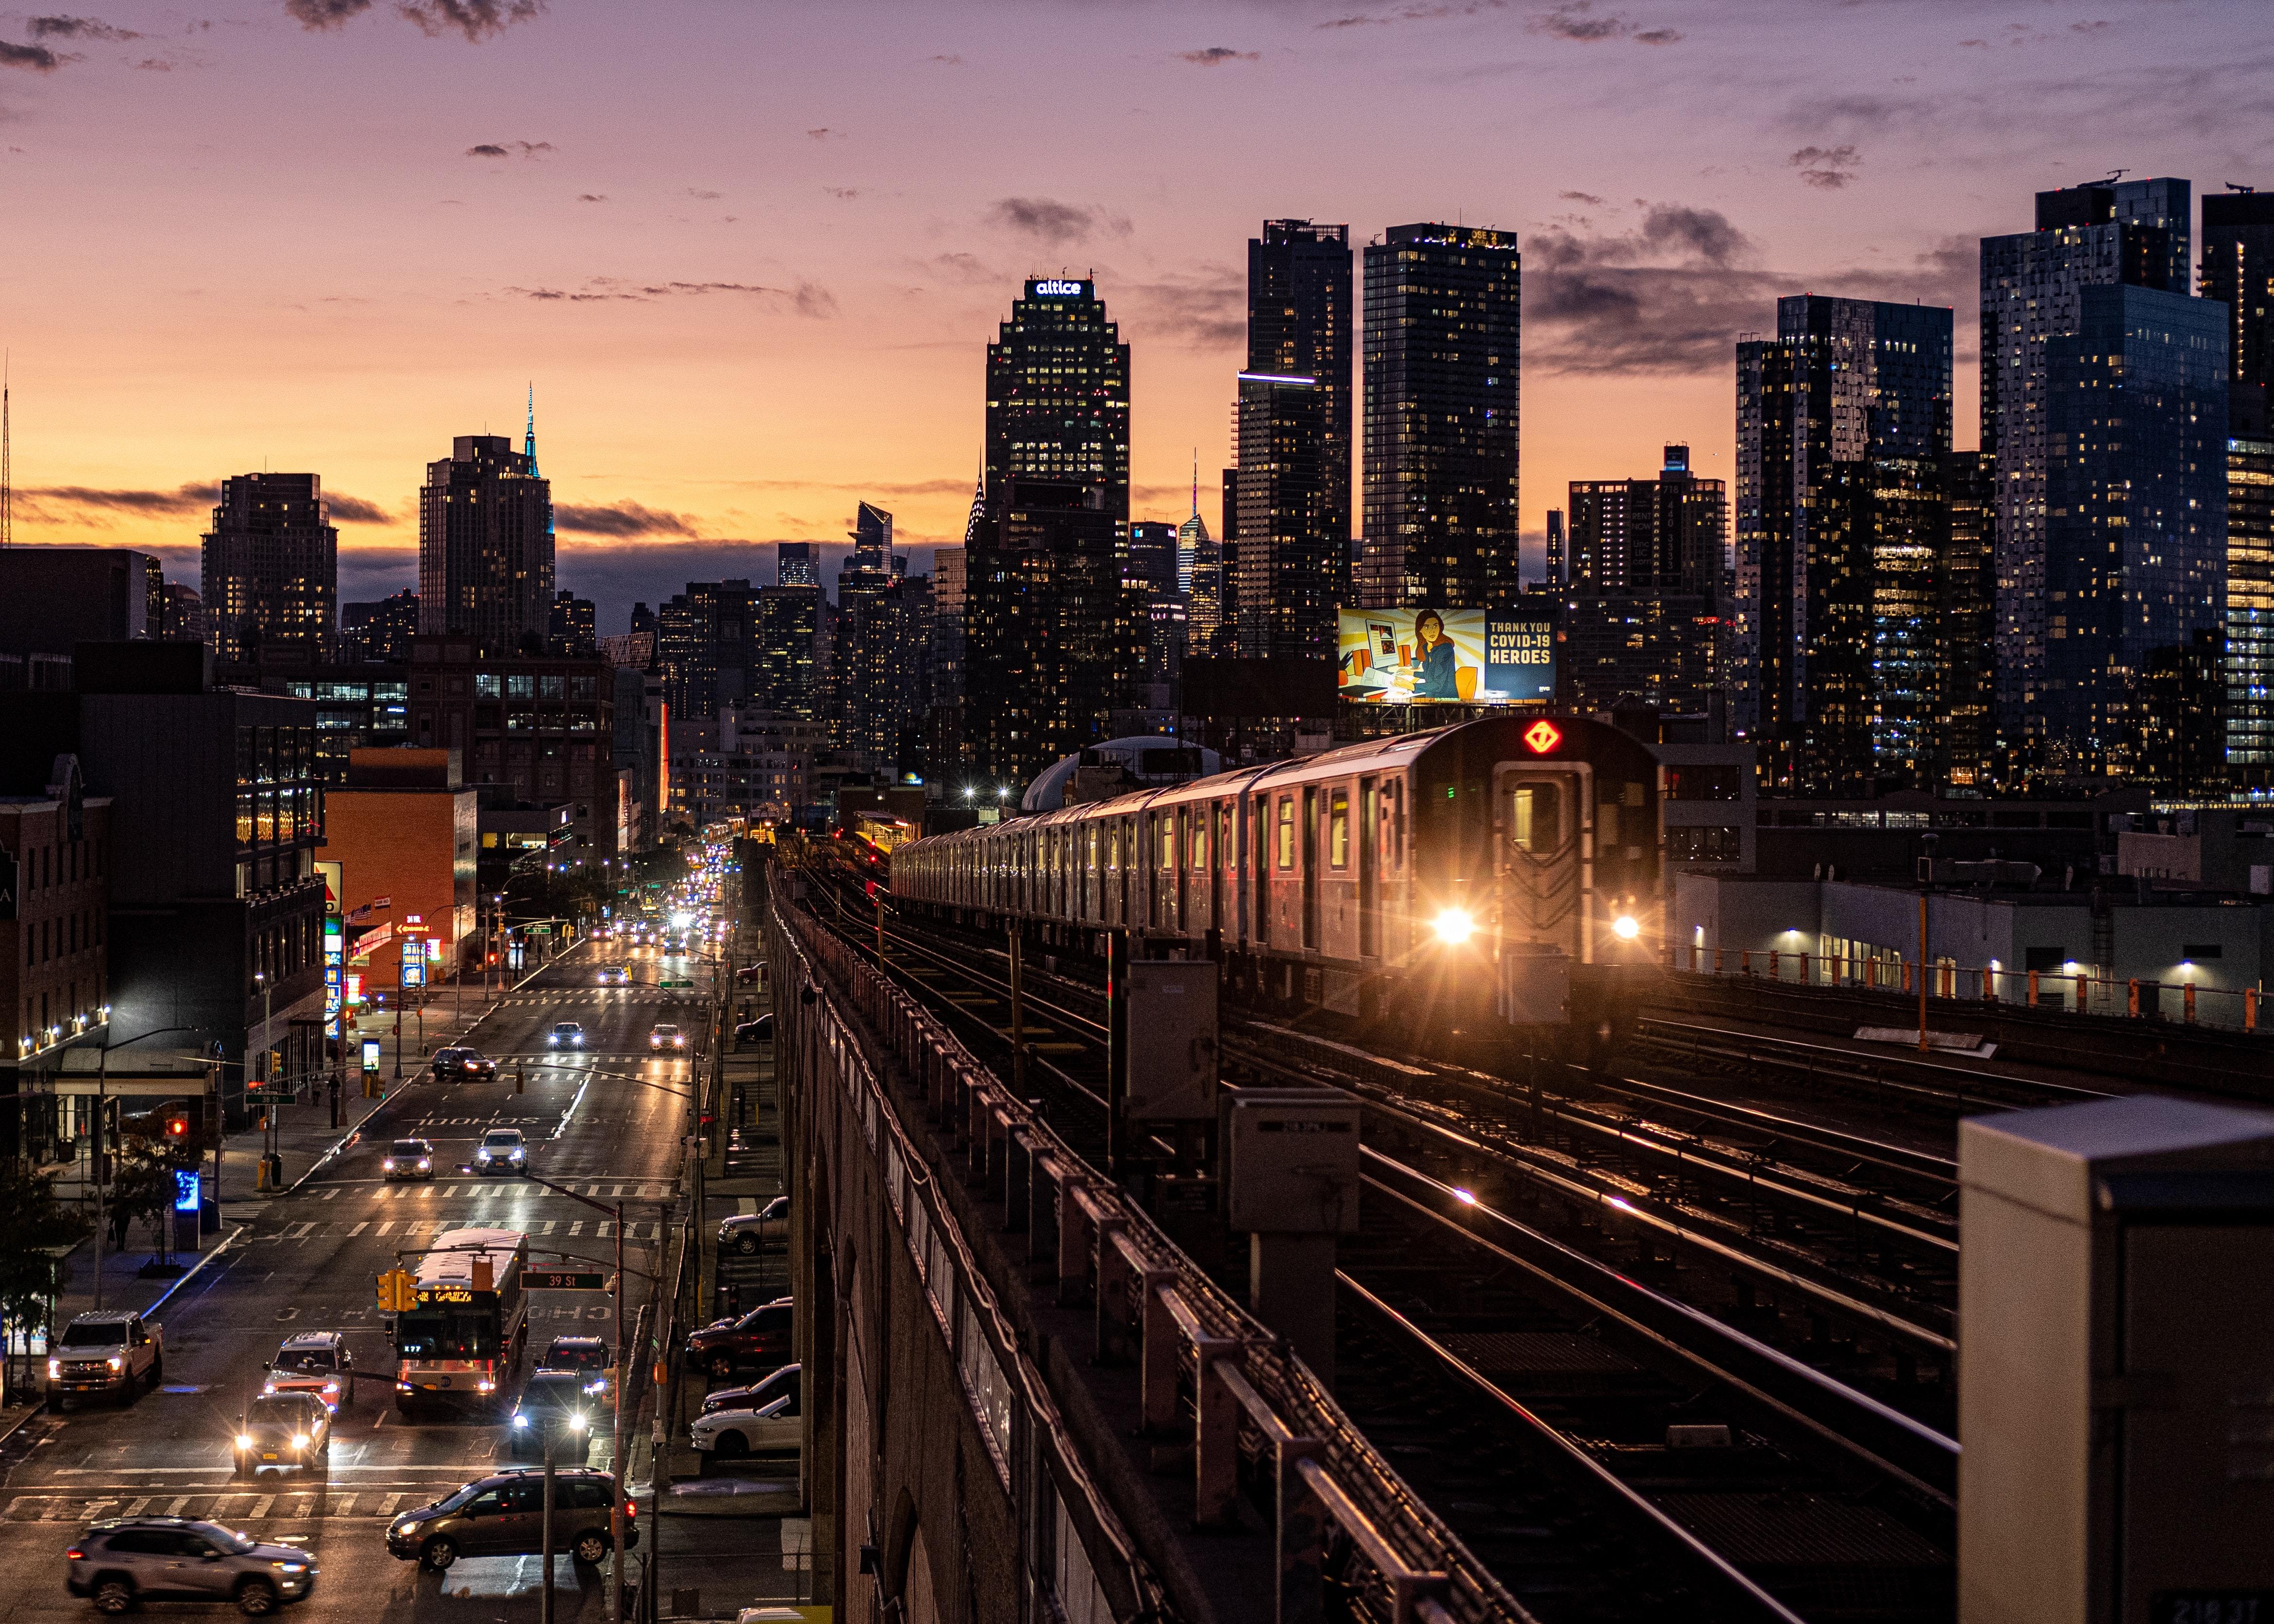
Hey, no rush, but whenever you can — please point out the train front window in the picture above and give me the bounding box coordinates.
[1510,784,1562,854]
[396,1310,499,1360]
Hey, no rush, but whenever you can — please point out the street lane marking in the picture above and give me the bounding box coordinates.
[322,1189,338,1201]
[381,1493,402,1514]
[251,1495,274,1517]
[377,1221,395,1235]
[123,1497,150,1515]
[569,1221,583,1235]
[166,1496,188,1515]
[335,1494,355,1514]
[349,1222,368,1237]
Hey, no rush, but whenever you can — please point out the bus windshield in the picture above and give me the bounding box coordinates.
[396,1308,500,1360]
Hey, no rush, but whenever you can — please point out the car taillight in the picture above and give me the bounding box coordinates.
[66,1547,84,1560]
[623,1501,636,1519]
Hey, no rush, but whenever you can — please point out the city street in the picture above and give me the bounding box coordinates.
[0,936,714,1624]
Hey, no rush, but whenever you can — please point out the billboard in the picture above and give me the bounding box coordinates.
[1336,608,1555,705]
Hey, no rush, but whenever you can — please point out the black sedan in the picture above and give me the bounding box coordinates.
[430,1047,497,1082]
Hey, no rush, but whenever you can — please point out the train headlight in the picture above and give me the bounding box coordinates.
[1612,914,1641,941]
[1431,907,1476,946]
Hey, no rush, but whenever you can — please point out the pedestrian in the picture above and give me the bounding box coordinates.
[110,1204,131,1253]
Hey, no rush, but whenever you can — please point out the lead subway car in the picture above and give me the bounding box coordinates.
[894,715,1665,1058]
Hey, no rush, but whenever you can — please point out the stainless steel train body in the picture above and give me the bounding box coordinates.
[893,715,1665,1035]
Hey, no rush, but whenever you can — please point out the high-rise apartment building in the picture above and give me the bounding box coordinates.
[756,584,823,723]
[984,279,1130,537]
[201,473,338,663]
[1938,452,1997,788]
[2224,435,2274,786]
[2202,188,2274,437]
[158,581,205,645]
[1735,294,1954,790]
[929,544,967,715]
[964,480,1121,787]
[417,435,554,657]
[1544,509,1566,590]
[776,542,819,588]
[1358,223,1521,610]
[341,589,420,664]
[656,580,766,753]
[1247,219,1353,570]
[1981,177,2228,784]
[548,590,597,658]
[833,502,929,775]
[1232,371,1336,658]
[1561,446,1729,715]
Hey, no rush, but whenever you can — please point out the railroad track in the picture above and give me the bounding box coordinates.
[797,884,1958,1621]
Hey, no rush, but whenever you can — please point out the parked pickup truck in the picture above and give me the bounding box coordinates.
[48,1311,164,1408]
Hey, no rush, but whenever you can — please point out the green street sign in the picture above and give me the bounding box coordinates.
[526,1269,607,1291]
[659,976,694,990]
[527,924,555,937]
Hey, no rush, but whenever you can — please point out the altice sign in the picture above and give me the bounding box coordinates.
[1033,279,1084,296]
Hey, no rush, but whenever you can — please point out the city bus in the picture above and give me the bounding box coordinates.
[393,1226,528,1416]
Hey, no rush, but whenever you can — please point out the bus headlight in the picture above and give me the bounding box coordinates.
[1612,914,1641,940]
[1431,907,1476,945]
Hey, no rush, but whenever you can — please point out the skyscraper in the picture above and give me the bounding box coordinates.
[201,473,338,662]
[1561,446,1728,715]
[656,580,764,750]
[1938,452,1996,789]
[776,542,819,588]
[964,480,1121,787]
[1983,178,2226,784]
[1358,223,1521,610]
[342,589,420,664]
[1178,509,1222,657]
[417,435,554,656]
[1543,509,1566,591]
[548,590,597,658]
[756,583,823,722]
[2202,187,2274,437]
[1247,219,1353,565]
[1734,294,1954,789]
[1232,371,1335,657]
[984,278,1130,536]
[833,502,928,775]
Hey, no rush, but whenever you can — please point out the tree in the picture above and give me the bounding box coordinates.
[0,1164,91,1404]
[109,1138,201,1265]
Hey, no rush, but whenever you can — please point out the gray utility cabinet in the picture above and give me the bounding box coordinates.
[1960,1094,2274,1624]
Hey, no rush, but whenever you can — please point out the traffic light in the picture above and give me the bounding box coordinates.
[376,1269,416,1312]
[164,1113,189,1142]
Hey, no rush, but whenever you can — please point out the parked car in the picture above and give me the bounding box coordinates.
[506,1371,594,1463]
[717,1196,789,1256]
[233,1392,330,1477]
[541,1335,614,1398]
[262,1332,354,1412]
[691,1365,801,1463]
[733,1014,774,1046]
[430,1048,497,1082]
[384,1469,637,1572]
[47,1312,162,1408]
[684,1297,792,1380]
[472,1128,527,1174]
[381,1138,436,1182]
[547,1022,586,1049]
[67,1517,318,1615]
[648,1023,686,1051]
[700,1360,796,1416]
[735,963,763,984]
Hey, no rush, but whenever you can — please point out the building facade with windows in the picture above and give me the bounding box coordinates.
[417,435,555,657]
[984,278,1130,542]
[1358,223,1521,609]
[201,473,338,663]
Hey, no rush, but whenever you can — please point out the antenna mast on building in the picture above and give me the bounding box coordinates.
[2,352,12,549]
[1191,449,1197,519]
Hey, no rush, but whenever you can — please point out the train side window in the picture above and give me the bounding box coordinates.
[1191,814,1208,871]
[1328,789,1349,869]
[1390,782,1404,865]
[1160,820,1176,872]
[1276,798,1296,870]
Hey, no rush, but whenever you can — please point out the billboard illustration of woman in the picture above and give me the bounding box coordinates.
[1337,606,1488,703]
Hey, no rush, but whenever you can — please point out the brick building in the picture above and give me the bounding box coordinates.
[322,748,478,990]
[1,755,113,1161]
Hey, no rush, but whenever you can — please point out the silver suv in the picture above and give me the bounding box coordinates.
[67,1517,318,1615]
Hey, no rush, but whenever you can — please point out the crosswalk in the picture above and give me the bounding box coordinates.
[331,1182,674,1201]
[497,989,684,1005]
[251,1215,662,1241]
[9,1490,423,1523]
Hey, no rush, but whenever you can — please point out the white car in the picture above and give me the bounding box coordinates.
[689,1364,800,1462]
[717,1196,789,1256]
[473,1128,527,1174]
[648,1023,686,1051]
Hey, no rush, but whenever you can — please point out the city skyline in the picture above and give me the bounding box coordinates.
[1,0,2267,628]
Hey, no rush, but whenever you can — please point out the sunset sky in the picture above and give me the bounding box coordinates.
[4,0,2270,626]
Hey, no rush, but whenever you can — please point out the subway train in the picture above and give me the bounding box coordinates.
[893,714,1666,1055]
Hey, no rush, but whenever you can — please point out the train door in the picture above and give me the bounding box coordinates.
[1301,787,1320,952]
[1359,777,1380,958]
[1496,760,1595,955]
[1254,797,1273,949]
[1211,803,1229,935]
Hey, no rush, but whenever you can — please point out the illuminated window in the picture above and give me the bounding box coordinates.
[1277,798,1295,870]
[1329,790,1349,869]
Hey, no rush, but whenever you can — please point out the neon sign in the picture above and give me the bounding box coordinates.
[1033,279,1083,296]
